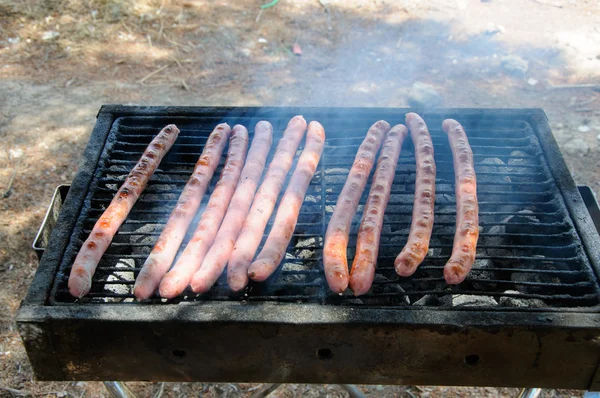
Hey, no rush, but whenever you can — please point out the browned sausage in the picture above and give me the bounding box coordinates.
[323,120,390,293]
[227,116,307,291]
[189,121,273,293]
[349,124,408,296]
[158,125,249,299]
[442,119,479,284]
[133,123,231,299]
[394,113,436,277]
[68,124,180,298]
[248,121,326,282]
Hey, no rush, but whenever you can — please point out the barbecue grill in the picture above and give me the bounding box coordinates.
[17,106,600,390]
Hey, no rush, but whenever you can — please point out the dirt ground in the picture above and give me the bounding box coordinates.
[1,0,599,396]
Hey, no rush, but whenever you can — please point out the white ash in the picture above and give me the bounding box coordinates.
[295,249,315,260]
[281,261,313,272]
[428,247,442,257]
[508,150,536,181]
[148,183,180,191]
[295,237,316,248]
[499,290,547,308]
[326,175,351,185]
[325,167,350,175]
[133,224,161,234]
[479,158,511,191]
[304,195,318,203]
[440,294,498,307]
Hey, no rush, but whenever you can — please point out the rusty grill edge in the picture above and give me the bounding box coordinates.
[16,106,600,389]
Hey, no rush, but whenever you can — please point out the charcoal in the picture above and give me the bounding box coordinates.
[478,158,511,191]
[413,294,437,306]
[470,259,498,290]
[503,210,540,235]
[499,290,547,308]
[368,274,410,305]
[508,150,535,182]
[440,294,498,307]
[485,224,507,257]
[436,194,455,204]
[510,258,562,294]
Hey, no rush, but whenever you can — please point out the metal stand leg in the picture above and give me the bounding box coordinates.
[517,388,542,398]
[104,381,137,398]
[341,384,367,398]
[249,383,282,398]
[248,384,365,398]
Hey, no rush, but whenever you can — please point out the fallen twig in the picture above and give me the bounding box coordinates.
[531,0,563,7]
[163,34,186,49]
[139,64,169,84]
[154,382,165,398]
[255,9,264,23]
[0,385,31,396]
[548,83,600,90]
[180,79,190,91]
[573,97,599,107]
[169,55,183,68]
[120,19,133,35]
[158,19,165,40]
[2,165,18,199]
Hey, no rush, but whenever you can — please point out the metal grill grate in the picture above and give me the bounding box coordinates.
[49,109,600,309]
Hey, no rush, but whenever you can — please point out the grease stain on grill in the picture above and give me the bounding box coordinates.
[50,111,600,309]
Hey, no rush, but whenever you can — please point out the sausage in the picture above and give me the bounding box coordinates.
[395,113,436,277]
[133,123,231,300]
[158,125,249,298]
[349,124,408,296]
[189,121,273,294]
[68,124,180,298]
[442,119,479,284]
[248,121,326,282]
[227,116,307,291]
[323,120,390,293]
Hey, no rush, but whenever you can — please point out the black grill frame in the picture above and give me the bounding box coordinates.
[16,106,600,388]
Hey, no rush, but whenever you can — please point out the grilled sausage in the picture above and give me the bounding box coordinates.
[349,124,408,296]
[68,124,180,298]
[323,120,390,293]
[395,113,436,277]
[133,123,231,300]
[442,119,479,284]
[158,125,249,299]
[227,116,307,291]
[189,121,273,293]
[248,121,326,282]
